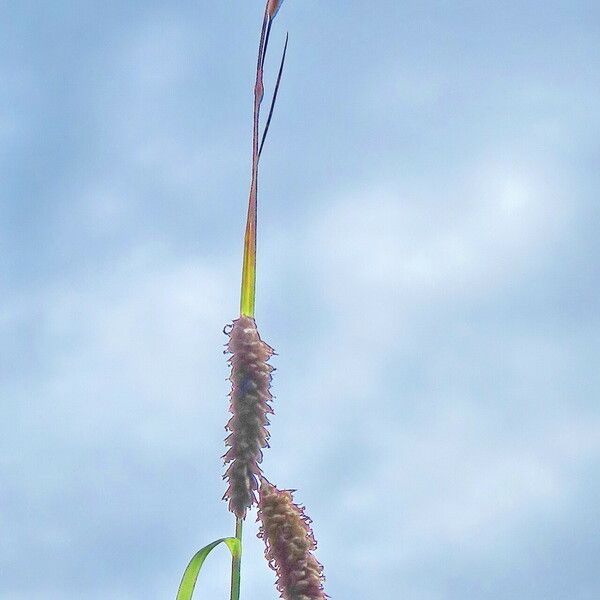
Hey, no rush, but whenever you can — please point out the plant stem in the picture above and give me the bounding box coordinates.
[240,7,270,319]
[234,7,275,600]
[240,176,257,318]
[229,518,243,600]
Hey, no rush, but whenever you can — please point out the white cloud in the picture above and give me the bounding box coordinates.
[310,160,566,311]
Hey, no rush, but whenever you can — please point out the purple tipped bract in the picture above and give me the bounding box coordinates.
[223,316,274,519]
[267,0,285,18]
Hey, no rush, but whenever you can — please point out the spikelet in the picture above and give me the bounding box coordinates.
[223,316,275,518]
[258,479,327,600]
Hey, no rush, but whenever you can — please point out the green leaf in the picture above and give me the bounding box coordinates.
[176,537,241,600]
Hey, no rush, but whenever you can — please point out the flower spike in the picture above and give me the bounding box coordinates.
[223,317,275,518]
[258,479,327,600]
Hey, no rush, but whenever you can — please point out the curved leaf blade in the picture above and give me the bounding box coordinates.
[176,537,241,600]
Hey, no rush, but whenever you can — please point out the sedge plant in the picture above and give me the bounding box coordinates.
[175,2,327,599]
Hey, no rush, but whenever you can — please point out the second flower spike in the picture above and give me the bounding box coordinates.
[258,478,327,600]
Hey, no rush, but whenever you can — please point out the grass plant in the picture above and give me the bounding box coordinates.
[175,2,327,599]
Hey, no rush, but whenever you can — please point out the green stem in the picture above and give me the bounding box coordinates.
[229,518,243,600]
[240,8,271,319]
[234,7,276,599]
[240,178,257,318]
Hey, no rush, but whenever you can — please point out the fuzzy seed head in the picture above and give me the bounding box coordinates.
[223,316,274,518]
[258,479,327,600]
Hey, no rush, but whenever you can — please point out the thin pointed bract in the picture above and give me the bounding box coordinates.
[259,33,289,159]
[258,479,327,600]
[223,317,275,519]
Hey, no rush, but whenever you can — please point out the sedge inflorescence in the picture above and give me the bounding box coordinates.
[176,2,330,599]
[223,316,275,519]
[258,478,327,600]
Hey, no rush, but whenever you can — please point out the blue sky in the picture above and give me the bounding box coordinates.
[1,1,600,598]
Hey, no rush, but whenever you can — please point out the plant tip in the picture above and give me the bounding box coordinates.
[268,0,285,18]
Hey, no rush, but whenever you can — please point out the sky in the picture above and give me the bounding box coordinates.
[1,1,600,598]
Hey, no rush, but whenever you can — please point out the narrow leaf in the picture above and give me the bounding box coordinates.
[258,33,289,160]
[176,537,241,600]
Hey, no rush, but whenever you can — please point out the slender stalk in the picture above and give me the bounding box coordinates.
[233,7,269,598]
[240,174,257,318]
[229,518,243,600]
[234,3,285,597]
[240,6,270,318]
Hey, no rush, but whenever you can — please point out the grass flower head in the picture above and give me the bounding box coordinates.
[258,478,327,600]
[223,317,275,518]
